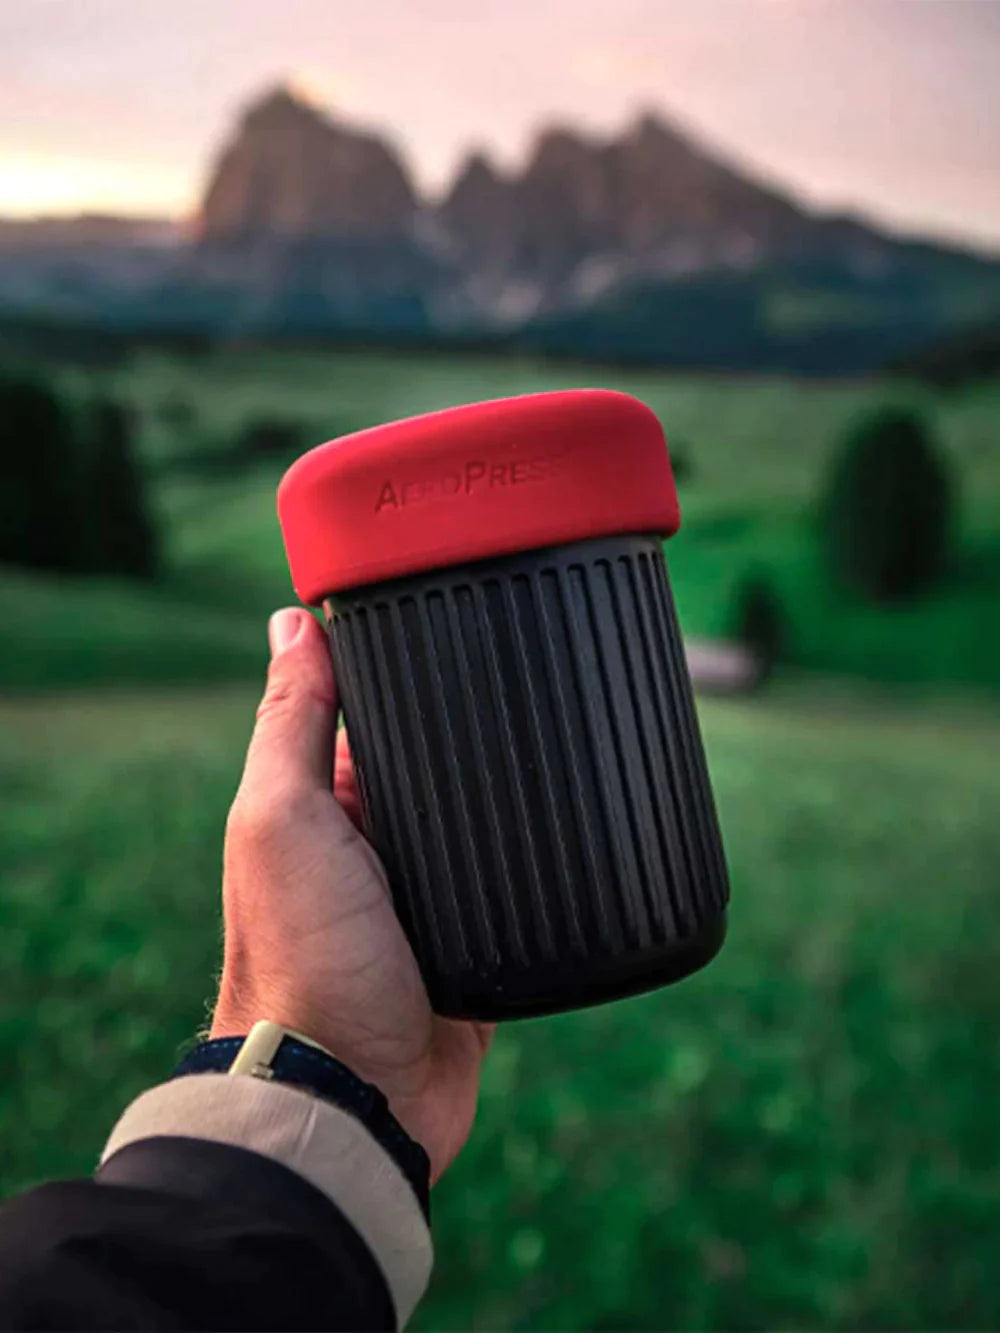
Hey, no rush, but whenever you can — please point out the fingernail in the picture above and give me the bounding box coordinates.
[268,608,305,657]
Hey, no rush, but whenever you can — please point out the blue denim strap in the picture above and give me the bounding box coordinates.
[173,1036,430,1217]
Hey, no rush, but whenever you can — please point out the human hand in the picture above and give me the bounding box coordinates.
[211,606,493,1182]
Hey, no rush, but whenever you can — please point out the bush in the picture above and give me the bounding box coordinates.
[733,575,784,683]
[156,396,197,431]
[0,375,84,573]
[238,415,304,459]
[668,439,693,484]
[821,407,953,601]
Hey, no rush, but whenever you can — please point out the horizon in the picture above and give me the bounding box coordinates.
[2,0,999,250]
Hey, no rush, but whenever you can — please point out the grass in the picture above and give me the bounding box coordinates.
[0,566,267,688]
[2,348,999,1327]
[103,347,1000,520]
[37,347,1000,691]
[1,680,998,1329]
[669,510,1000,687]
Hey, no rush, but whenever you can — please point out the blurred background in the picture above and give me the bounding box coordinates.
[1,1,998,1327]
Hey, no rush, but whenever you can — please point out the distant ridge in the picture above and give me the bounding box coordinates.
[0,214,179,250]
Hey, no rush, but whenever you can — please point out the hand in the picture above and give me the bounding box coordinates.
[211,606,493,1182]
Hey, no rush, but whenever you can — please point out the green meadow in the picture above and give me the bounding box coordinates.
[1,346,998,1328]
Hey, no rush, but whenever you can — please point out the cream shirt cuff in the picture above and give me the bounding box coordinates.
[100,1073,432,1327]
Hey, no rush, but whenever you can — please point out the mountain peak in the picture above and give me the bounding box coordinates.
[626,108,694,148]
[632,107,675,134]
[528,124,604,171]
[240,82,323,129]
[249,81,302,110]
[438,149,519,269]
[200,86,417,242]
[452,149,505,190]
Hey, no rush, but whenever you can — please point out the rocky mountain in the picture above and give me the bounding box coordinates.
[194,88,968,341]
[200,86,418,242]
[183,86,446,333]
[194,90,834,320]
[2,84,998,371]
[439,113,808,310]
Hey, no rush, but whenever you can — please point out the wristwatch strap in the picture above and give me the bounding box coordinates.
[173,1023,430,1215]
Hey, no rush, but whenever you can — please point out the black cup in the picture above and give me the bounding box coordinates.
[279,391,729,1019]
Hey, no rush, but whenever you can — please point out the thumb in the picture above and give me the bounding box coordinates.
[241,607,338,797]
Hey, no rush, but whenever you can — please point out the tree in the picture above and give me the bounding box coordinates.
[0,375,83,572]
[668,438,693,485]
[238,415,304,460]
[821,407,952,601]
[733,575,784,686]
[85,398,160,579]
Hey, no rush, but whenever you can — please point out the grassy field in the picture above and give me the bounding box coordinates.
[11,347,989,692]
[1,680,997,1329]
[2,347,999,1328]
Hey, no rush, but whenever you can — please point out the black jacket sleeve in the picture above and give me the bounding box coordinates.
[0,1136,397,1331]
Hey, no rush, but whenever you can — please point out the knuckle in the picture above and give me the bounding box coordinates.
[226,789,287,849]
[226,782,326,851]
[280,784,328,829]
[224,796,258,847]
[288,778,338,831]
[257,673,300,722]
[256,664,334,723]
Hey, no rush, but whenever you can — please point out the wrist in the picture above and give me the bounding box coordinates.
[210,992,433,1156]
[210,978,327,1053]
[177,1023,431,1215]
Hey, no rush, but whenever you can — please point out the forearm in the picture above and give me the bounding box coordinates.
[0,1062,432,1331]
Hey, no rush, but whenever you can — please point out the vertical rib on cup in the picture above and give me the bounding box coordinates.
[278,391,729,1020]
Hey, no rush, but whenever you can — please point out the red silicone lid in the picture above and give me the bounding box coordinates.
[277,389,680,604]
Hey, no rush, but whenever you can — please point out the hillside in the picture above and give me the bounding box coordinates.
[2,348,997,691]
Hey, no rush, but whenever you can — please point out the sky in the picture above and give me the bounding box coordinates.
[1,0,999,250]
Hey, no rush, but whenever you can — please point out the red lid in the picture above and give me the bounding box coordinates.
[277,389,680,604]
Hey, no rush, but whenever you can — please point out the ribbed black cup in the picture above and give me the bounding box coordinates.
[323,532,729,1021]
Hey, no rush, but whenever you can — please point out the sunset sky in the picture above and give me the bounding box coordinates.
[1,0,999,249]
